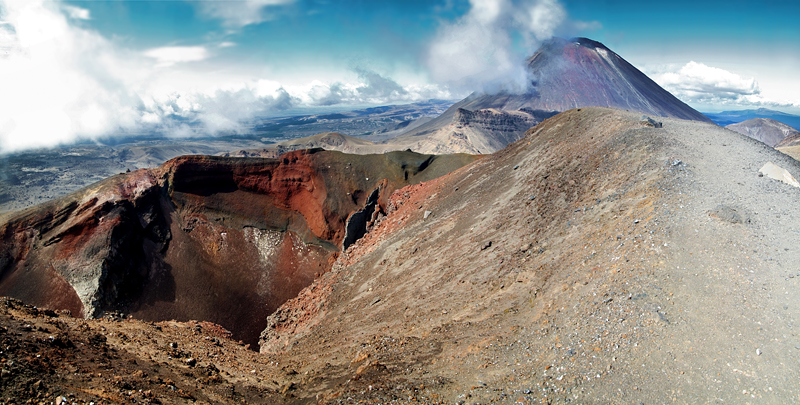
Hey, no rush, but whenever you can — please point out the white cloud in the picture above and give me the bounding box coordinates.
[514,0,565,43]
[653,61,759,99]
[649,61,800,110]
[425,0,598,93]
[144,46,209,68]
[285,68,451,107]
[0,0,144,152]
[0,0,452,153]
[0,0,276,151]
[61,5,90,20]
[190,0,296,27]
[141,81,298,135]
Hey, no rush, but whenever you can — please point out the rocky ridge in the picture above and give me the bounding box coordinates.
[257,107,800,403]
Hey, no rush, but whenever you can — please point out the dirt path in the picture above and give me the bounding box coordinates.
[601,117,800,403]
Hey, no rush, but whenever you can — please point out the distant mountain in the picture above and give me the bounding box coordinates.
[392,108,558,154]
[222,109,558,156]
[704,108,800,130]
[522,37,711,122]
[221,132,383,158]
[725,118,800,147]
[398,37,711,152]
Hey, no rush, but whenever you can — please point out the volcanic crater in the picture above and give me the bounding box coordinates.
[0,149,478,347]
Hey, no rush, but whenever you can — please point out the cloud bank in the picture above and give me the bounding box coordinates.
[296,68,448,107]
[0,0,144,151]
[425,0,598,93]
[0,0,453,153]
[650,61,799,111]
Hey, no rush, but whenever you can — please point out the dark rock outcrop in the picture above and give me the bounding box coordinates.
[343,186,382,251]
[641,115,663,128]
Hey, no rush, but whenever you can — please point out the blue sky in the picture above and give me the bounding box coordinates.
[0,0,798,151]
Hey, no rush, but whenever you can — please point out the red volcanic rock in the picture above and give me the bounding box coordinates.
[0,149,477,347]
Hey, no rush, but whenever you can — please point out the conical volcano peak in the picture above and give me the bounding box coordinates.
[570,37,611,50]
[521,37,713,121]
[474,37,712,123]
[528,37,615,65]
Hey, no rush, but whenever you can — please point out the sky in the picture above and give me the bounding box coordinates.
[0,0,798,152]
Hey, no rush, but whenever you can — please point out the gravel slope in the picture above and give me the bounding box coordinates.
[263,107,800,404]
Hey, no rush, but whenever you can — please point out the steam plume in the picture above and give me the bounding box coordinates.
[425,0,571,94]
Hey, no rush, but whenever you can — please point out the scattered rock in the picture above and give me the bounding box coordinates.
[280,382,296,395]
[756,348,762,356]
[48,334,74,348]
[481,241,493,251]
[759,162,800,188]
[709,205,749,224]
[424,210,432,219]
[641,115,663,128]
[185,358,197,367]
